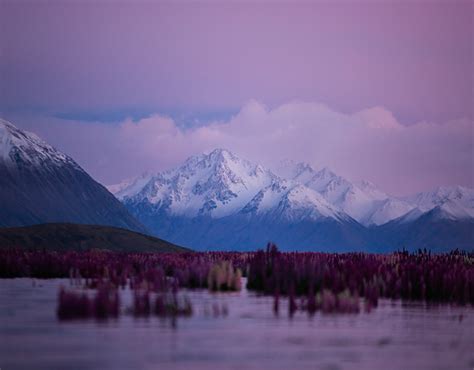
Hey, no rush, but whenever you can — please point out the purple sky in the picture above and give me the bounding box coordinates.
[0,1,473,195]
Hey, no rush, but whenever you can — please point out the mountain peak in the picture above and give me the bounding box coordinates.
[316,166,337,179]
[106,171,155,199]
[112,149,353,224]
[359,179,376,190]
[181,148,244,174]
[0,119,147,233]
[108,148,474,228]
[114,148,276,218]
[204,148,241,170]
[433,199,474,220]
[433,185,469,197]
[273,159,316,181]
[406,185,474,212]
[0,118,81,171]
[207,148,235,160]
[280,183,347,222]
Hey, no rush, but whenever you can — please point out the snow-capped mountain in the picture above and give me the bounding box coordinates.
[241,179,349,222]
[110,149,349,223]
[113,149,277,218]
[109,149,368,250]
[0,118,81,170]
[2,116,470,252]
[0,119,146,233]
[273,160,414,226]
[107,171,155,201]
[109,149,473,251]
[403,186,474,220]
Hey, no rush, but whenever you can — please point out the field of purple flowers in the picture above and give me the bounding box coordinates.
[0,245,472,319]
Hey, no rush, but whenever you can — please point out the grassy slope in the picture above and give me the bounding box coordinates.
[0,223,191,253]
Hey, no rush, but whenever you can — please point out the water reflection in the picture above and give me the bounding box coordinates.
[0,278,472,370]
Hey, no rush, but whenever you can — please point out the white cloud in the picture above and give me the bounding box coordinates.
[6,100,473,195]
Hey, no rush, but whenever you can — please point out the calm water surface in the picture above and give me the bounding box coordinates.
[0,278,472,370]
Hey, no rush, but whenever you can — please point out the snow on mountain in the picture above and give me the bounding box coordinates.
[0,118,81,170]
[393,207,426,224]
[357,179,387,200]
[113,149,278,218]
[431,201,473,221]
[108,149,473,251]
[110,149,349,223]
[0,119,147,232]
[404,186,474,220]
[272,160,414,225]
[364,198,416,226]
[110,151,473,228]
[111,151,368,251]
[240,178,290,215]
[405,186,474,213]
[276,183,349,222]
[240,178,347,222]
[106,172,154,200]
[273,159,314,183]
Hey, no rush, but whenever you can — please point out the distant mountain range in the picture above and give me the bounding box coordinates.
[0,119,146,233]
[108,148,473,252]
[1,119,472,252]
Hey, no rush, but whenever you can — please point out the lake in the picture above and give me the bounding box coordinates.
[0,278,472,370]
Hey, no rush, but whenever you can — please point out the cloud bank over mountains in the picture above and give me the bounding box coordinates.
[7,100,473,196]
[1,1,472,196]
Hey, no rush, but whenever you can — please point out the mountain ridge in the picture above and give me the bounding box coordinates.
[109,148,473,227]
[0,119,147,233]
[1,118,470,253]
[109,148,474,251]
